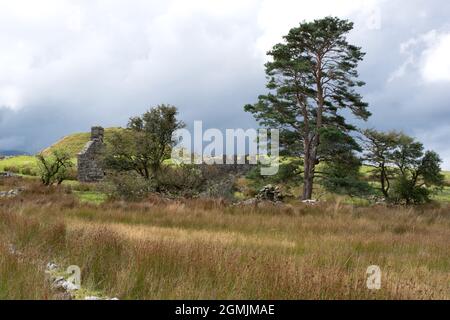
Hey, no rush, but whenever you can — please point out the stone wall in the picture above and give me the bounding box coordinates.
[77,126,105,183]
[200,155,256,176]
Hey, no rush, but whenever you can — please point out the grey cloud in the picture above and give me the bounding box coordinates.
[1,0,450,168]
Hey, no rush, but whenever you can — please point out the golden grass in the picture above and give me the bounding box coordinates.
[0,178,449,299]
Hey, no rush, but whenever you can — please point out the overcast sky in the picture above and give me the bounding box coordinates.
[1,0,450,167]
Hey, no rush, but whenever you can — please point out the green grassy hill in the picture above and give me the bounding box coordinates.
[41,127,122,157]
[0,127,122,176]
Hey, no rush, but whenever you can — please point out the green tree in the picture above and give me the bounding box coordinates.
[362,129,403,198]
[104,105,185,185]
[319,128,371,197]
[245,17,370,200]
[36,150,73,186]
[391,147,444,205]
[362,129,444,204]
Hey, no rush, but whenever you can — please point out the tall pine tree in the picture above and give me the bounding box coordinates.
[245,17,370,200]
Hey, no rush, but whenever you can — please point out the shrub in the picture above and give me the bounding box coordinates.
[3,165,20,174]
[65,167,78,181]
[36,150,74,186]
[102,172,153,201]
[204,177,236,199]
[158,165,205,197]
[390,176,431,205]
[21,166,38,176]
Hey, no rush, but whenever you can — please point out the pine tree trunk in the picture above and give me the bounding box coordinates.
[300,59,323,201]
[380,167,389,198]
[302,145,317,200]
[302,170,314,200]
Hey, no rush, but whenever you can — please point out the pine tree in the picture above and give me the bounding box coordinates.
[245,17,370,199]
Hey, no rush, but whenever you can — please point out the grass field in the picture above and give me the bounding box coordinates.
[1,177,449,300]
[0,156,38,173]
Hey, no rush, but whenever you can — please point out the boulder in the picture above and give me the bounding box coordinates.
[257,185,284,202]
[302,199,318,205]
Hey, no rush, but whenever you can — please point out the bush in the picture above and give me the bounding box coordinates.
[390,177,431,205]
[3,166,20,174]
[157,165,205,197]
[21,166,38,176]
[36,150,74,185]
[102,172,153,201]
[202,176,237,200]
[65,167,78,181]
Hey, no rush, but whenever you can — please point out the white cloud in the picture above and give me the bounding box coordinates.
[0,0,386,111]
[389,29,450,83]
[422,33,450,82]
[0,86,22,110]
[256,0,383,55]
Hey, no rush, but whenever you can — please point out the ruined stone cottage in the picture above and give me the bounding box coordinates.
[77,126,105,183]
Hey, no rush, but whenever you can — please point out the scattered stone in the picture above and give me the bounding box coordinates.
[0,188,23,198]
[302,199,318,205]
[257,185,284,202]
[85,296,119,301]
[46,262,59,272]
[0,171,16,177]
[45,261,119,300]
[8,244,21,256]
[51,276,80,292]
[233,185,285,207]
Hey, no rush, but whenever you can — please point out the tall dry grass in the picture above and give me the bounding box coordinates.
[0,179,449,299]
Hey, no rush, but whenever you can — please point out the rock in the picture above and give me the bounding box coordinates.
[46,262,59,272]
[85,296,120,301]
[46,261,119,300]
[256,185,284,202]
[8,244,21,255]
[52,277,80,292]
[0,188,22,198]
[0,171,16,177]
[302,199,318,205]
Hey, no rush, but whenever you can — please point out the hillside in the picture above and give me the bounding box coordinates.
[41,127,122,157]
[0,127,122,176]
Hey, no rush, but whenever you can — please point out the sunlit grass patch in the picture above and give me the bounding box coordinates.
[1,179,450,299]
[74,191,108,205]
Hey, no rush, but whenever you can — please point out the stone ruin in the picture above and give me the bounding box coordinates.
[76,128,256,183]
[77,126,105,183]
[257,184,284,202]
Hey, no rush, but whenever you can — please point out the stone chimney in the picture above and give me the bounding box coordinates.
[77,126,105,183]
[91,126,104,142]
